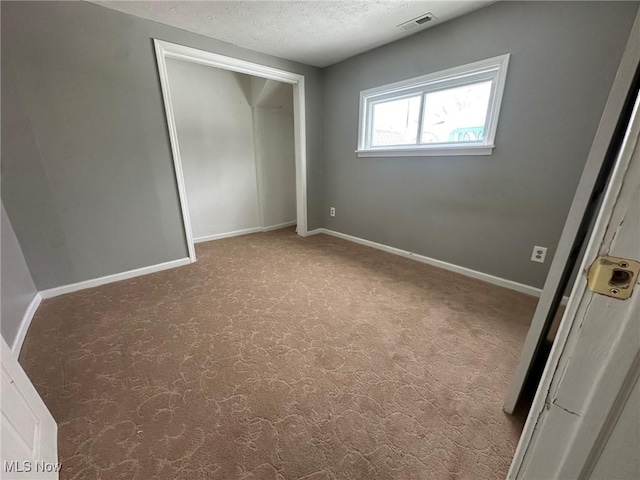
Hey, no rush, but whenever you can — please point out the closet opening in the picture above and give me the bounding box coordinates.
[154,40,308,262]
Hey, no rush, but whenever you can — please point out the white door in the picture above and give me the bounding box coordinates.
[1,337,58,479]
[503,10,640,414]
[508,91,640,479]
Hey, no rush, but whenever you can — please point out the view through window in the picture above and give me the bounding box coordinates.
[358,55,510,156]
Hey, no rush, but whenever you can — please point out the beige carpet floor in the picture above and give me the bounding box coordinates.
[21,228,535,480]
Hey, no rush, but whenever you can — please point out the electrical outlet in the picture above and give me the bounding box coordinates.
[330,207,336,217]
[531,246,548,263]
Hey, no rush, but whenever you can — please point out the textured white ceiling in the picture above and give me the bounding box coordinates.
[88,1,495,67]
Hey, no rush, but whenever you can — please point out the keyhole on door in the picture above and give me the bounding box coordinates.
[609,269,633,288]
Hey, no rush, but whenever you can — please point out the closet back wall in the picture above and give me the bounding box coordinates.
[252,82,296,228]
[166,59,260,239]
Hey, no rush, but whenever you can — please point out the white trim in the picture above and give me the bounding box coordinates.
[153,40,309,263]
[293,75,309,236]
[308,228,544,297]
[357,54,510,155]
[194,227,262,243]
[12,219,295,350]
[262,220,297,232]
[11,293,42,359]
[251,108,266,230]
[13,224,561,360]
[39,258,191,299]
[160,44,304,84]
[154,42,197,263]
[359,54,510,99]
[194,221,297,244]
[356,145,494,157]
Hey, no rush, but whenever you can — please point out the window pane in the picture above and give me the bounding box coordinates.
[420,81,492,144]
[370,95,421,147]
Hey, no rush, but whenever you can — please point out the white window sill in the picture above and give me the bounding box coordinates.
[355,145,495,157]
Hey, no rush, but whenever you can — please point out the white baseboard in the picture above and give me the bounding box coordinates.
[39,257,191,299]
[13,258,191,351]
[194,227,262,243]
[20,227,569,356]
[194,221,296,244]
[11,293,42,359]
[261,221,297,232]
[307,228,547,298]
[34,222,296,312]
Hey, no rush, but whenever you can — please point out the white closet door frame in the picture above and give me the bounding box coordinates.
[154,40,308,262]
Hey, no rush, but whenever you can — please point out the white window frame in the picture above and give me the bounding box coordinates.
[356,54,510,157]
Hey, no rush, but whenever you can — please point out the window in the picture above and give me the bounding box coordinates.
[357,54,510,157]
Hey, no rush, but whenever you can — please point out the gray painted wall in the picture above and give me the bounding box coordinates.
[2,1,637,292]
[1,1,323,290]
[165,59,261,239]
[1,204,38,348]
[320,1,638,288]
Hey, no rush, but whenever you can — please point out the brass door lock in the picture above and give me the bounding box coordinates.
[587,255,640,300]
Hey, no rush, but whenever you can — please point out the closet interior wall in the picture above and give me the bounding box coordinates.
[165,59,296,242]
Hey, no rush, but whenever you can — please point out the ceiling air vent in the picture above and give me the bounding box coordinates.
[398,13,436,31]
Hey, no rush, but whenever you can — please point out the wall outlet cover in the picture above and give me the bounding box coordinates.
[531,246,548,263]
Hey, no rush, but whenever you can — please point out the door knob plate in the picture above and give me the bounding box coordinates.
[587,255,640,300]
